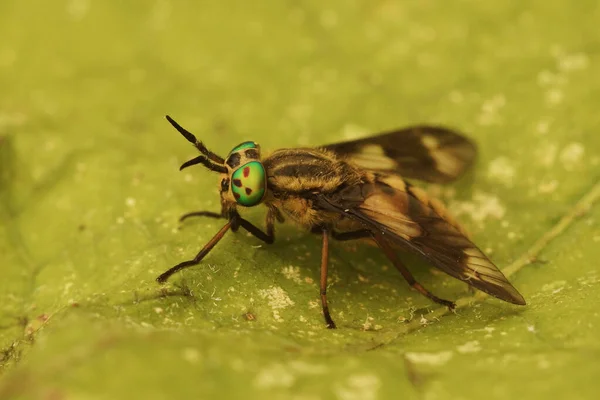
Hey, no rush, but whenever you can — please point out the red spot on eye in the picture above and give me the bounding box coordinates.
[233,179,242,187]
[245,188,252,195]
[243,167,250,177]
[233,192,241,200]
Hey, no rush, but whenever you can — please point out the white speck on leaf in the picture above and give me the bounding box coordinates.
[487,157,515,187]
[536,119,551,135]
[559,142,585,170]
[535,142,558,167]
[334,374,381,400]
[66,0,90,20]
[557,52,589,72]
[542,280,566,294]
[538,179,558,194]
[450,191,506,225]
[272,310,283,322]
[405,351,453,366]
[537,70,563,87]
[449,90,463,103]
[258,287,294,322]
[289,361,329,375]
[320,10,338,28]
[254,364,295,388]
[457,340,482,354]
[478,94,505,126]
[281,266,303,284]
[546,88,563,105]
[182,348,200,364]
[538,357,551,369]
[362,316,382,331]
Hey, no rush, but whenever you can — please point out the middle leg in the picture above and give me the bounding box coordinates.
[319,228,336,329]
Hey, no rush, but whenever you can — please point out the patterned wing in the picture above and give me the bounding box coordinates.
[322,126,477,183]
[314,175,525,305]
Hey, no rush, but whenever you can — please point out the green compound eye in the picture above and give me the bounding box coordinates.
[229,141,258,155]
[230,161,266,207]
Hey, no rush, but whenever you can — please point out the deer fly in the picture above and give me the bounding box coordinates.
[157,115,526,329]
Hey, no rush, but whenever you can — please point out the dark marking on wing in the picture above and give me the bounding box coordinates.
[321,126,477,183]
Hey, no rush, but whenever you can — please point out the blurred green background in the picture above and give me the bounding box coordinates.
[1,0,599,399]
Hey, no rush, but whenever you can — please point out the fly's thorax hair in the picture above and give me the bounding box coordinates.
[263,147,364,195]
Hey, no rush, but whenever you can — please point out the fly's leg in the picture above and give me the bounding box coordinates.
[373,233,456,310]
[159,209,277,283]
[157,220,232,283]
[233,210,275,244]
[180,209,277,244]
[319,228,336,329]
[326,228,454,309]
[179,211,223,222]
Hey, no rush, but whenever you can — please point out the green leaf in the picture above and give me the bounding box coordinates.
[1,1,599,399]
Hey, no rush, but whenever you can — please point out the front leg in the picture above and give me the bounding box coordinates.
[157,219,233,283]
[230,207,277,244]
[158,209,276,283]
[179,210,224,222]
[179,207,277,245]
[233,211,274,244]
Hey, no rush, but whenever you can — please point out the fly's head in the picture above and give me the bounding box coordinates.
[166,114,268,217]
[220,141,267,213]
[166,116,268,216]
